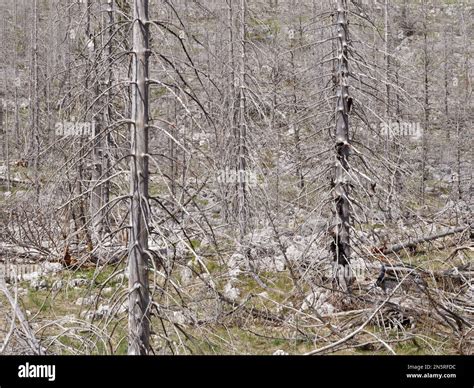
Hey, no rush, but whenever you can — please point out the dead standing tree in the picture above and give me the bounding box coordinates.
[236,0,249,240]
[332,0,353,291]
[128,0,151,355]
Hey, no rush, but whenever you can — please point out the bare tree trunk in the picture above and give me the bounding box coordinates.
[90,0,104,248]
[102,0,115,236]
[237,0,248,240]
[224,0,236,224]
[384,0,391,119]
[30,0,40,199]
[420,8,430,207]
[443,28,450,140]
[1,8,10,192]
[456,120,462,201]
[290,49,304,190]
[1,97,10,191]
[128,0,151,355]
[332,0,353,291]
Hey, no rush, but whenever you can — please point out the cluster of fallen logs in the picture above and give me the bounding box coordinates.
[353,226,473,353]
[297,225,473,354]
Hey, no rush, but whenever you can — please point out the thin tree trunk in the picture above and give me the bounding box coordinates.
[443,28,450,140]
[384,0,391,119]
[290,49,304,190]
[332,0,353,290]
[237,0,248,240]
[30,0,40,198]
[128,0,151,355]
[102,0,115,236]
[90,1,104,248]
[420,9,430,207]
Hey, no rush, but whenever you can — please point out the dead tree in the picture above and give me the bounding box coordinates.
[332,0,353,291]
[128,0,151,355]
[236,0,249,240]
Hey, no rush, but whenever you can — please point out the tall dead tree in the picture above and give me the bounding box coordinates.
[30,0,40,198]
[420,4,430,207]
[128,0,151,355]
[236,0,248,239]
[332,0,353,290]
[90,0,104,248]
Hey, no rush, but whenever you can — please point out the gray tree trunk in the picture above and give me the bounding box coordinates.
[90,0,104,248]
[420,7,430,207]
[332,0,353,291]
[237,0,248,240]
[128,0,151,355]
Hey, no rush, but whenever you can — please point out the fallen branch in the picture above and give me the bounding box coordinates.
[0,278,45,355]
[378,226,470,255]
[305,271,411,355]
[446,245,474,261]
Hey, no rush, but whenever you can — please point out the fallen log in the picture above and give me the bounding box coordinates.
[0,244,44,259]
[376,225,471,255]
[0,176,30,187]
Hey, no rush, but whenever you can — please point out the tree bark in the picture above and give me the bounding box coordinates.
[332,0,353,290]
[128,0,151,355]
[237,0,248,240]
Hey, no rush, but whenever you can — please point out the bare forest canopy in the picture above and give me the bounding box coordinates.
[0,0,472,356]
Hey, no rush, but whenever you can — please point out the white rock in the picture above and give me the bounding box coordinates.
[75,296,95,306]
[223,281,240,301]
[180,263,193,286]
[51,280,65,291]
[94,304,111,319]
[30,278,48,290]
[40,262,63,274]
[171,311,187,325]
[102,287,113,294]
[227,254,244,277]
[301,288,331,312]
[274,255,286,272]
[228,253,246,275]
[175,241,188,258]
[68,278,89,287]
[17,287,27,296]
[319,302,335,315]
[22,271,40,282]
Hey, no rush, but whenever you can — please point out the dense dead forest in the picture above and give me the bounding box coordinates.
[0,0,472,355]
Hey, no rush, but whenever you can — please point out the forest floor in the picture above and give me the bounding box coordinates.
[1,244,471,355]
